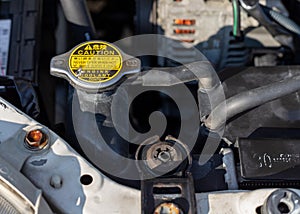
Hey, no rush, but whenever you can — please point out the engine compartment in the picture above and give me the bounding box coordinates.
[1,0,300,213]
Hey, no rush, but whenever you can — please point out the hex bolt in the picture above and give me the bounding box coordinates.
[50,175,63,189]
[25,129,49,150]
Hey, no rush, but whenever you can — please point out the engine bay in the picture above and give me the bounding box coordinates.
[1,0,300,213]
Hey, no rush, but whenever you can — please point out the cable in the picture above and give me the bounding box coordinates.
[232,0,241,37]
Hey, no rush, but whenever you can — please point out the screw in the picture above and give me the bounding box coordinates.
[25,129,48,150]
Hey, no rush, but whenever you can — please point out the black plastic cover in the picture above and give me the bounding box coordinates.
[239,138,300,180]
[4,0,42,82]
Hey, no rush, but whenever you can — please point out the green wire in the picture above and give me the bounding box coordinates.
[233,0,239,37]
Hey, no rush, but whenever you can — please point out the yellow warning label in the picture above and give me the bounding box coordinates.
[69,41,123,83]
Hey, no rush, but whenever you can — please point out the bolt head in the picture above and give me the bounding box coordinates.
[25,129,48,150]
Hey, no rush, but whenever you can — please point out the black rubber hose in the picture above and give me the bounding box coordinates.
[59,0,96,42]
[239,0,294,49]
[205,74,300,131]
[263,6,300,36]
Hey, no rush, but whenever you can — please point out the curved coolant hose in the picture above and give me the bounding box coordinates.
[205,74,300,132]
[263,6,300,36]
